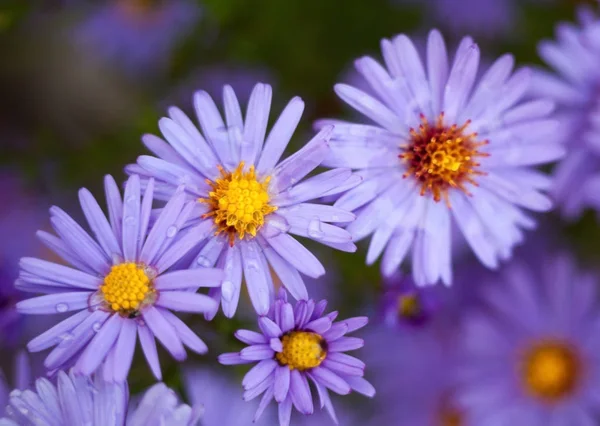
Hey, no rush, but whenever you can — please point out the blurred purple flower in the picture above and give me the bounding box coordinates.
[218,290,374,426]
[0,352,31,417]
[317,29,563,286]
[0,173,47,346]
[455,254,600,424]
[531,9,600,219]
[1,369,201,425]
[74,0,201,75]
[127,82,359,318]
[183,367,275,425]
[16,175,223,381]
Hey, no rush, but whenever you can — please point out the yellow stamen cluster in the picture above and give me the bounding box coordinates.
[400,113,489,206]
[276,331,327,371]
[101,263,154,314]
[398,293,421,319]
[200,162,277,246]
[522,341,580,402]
[440,408,463,426]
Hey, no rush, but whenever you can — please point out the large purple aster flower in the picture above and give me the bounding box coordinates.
[127,83,358,317]
[0,369,201,425]
[316,29,563,286]
[218,290,374,426]
[455,254,600,424]
[531,8,600,219]
[16,175,223,381]
[74,0,201,75]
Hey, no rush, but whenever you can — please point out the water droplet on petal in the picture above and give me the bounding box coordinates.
[9,390,21,398]
[222,281,234,301]
[92,322,102,332]
[124,216,136,226]
[59,332,74,342]
[55,303,68,313]
[308,217,325,240]
[331,215,340,222]
[246,260,260,271]
[126,195,137,204]
[166,225,178,238]
[196,255,212,267]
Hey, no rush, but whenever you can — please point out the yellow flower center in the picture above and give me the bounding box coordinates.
[400,113,488,206]
[200,162,277,246]
[398,292,421,319]
[439,408,463,426]
[276,331,327,371]
[522,341,581,402]
[101,263,155,314]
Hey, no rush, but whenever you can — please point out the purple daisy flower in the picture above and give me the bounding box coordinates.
[455,254,600,424]
[316,29,563,286]
[127,82,359,317]
[0,352,31,417]
[16,174,223,381]
[531,9,600,219]
[0,369,201,425]
[218,290,374,426]
[75,0,201,75]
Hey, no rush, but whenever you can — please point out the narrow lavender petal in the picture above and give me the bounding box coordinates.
[222,85,243,169]
[138,324,162,380]
[17,292,92,315]
[141,133,189,168]
[137,178,155,255]
[244,374,273,401]
[235,329,268,345]
[20,257,102,290]
[49,209,109,274]
[274,365,291,403]
[272,168,352,207]
[270,337,283,352]
[121,175,142,262]
[156,290,218,314]
[27,310,92,352]
[381,231,414,277]
[312,380,338,424]
[139,188,186,265]
[285,216,353,245]
[259,317,283,338]
[253,385,274,423]
[334,173,396,213]
[104,175,124,243]
[257,96,305,174]
[327,352,366,371]
[309,367,351,395]
[265,233,325,278]
[338,317,368,333]
[242,359,277,389]
[181,94,226,167]
[279,303,295,333]
[278,395,293,426]
[354,55,406,116]
[193,234,227,268]
[290,370,313,415]
[304,317,332,334]
[154,268,224,290]
[36,231,95,275]
[142,305,187,361]
[78,188,122,259]
[427,29,449,116]
[270,126,333,194]
[443,42,480,123]
[221,244,243,318]
[155,219,215,273]
[260,239,308,301]
[277,203,355,224]
[240,240,271,315]
[112,320,137,383]
[218,352,249,365]
[328,337,364,352]
[136,156,208,197]
[321,323,348,341]
[241,83,272,165]
[160,309,208,354]
[77,314,123,376]
[393,34,431,116]
[102,344,118,382]
[321,359,363,377]
[240,344,275,361]
[44,310,110,370]
[345,376,376,397]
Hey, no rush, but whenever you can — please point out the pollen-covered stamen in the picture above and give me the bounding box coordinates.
[522,340,581,402]
[101,263,156,314]
[400,113,489,206]
[200,162,277,246]
[276,331,327,371]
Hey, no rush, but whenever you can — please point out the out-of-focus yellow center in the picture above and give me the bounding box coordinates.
[400,113,488,206]
[276,331,327,371]
[200,162,277,246]
[101,263,154,314]
[398,293,421,319]
[440,409,462,426]
[522,341,580,402]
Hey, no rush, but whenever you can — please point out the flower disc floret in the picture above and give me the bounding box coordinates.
[101,262,155,313]
[276,331,327,371]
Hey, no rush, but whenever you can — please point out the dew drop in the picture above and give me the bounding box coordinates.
[125,195,137,204]
[55,303,68,313]
[246,260,260,271]
[124,216,136,226]
[308,217,325,240]
[59,332,74,342]
[166,225,178,238]
[92,322,102,332]
[9,390,21,398]
[222,281,234,301]
[19,407,29,415]
[196,255,212,267]
[331,215,340,222]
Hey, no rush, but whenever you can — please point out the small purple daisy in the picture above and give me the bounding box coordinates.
[1,369,201,425]
[455,254,600,424]
[16,175,223,381]
[531,8,600,219]
[127,82,358,317]
[317,29,563,286]
[218,290,374,426]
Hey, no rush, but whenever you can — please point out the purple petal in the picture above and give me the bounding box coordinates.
[142,306,186,361]
[322,359,363,377]
[242,359,277,389]
[36,231,95,275]
[160,309,208,354]
[27,309,91,352]
[240,344,275,361]
[272,168,352,207]
[240,241,271,315]
[280,303,295,333]
[309,367,351,395]
[137,178,155,254]
[221,244,243,318]
[112,320,137,383]
[121,175,141,262]
[17,292,92,315]
[328,337,364,352]
[278,395,293,426]
[155,219,215,273]
[265,233,325,278]
[339,317,368,333]
[304,317,332,334]
[290,370,313,415]
[254,385,274,423]
[241,83,272,165]
[260,238,308,301]
[218,352,248,366]
[20,258,102,290]
[138,323,162,380]
[156,291,218,314]
[345,376,376,397]
[104,175,124,242]
[259,317,283,338]
[235,329,267,345]
[77,314,123,376]
[78,188,122,259]
[277,203,355,224]
[274,365,291,403]
[154,268,224,290]
[321,323,348,341]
